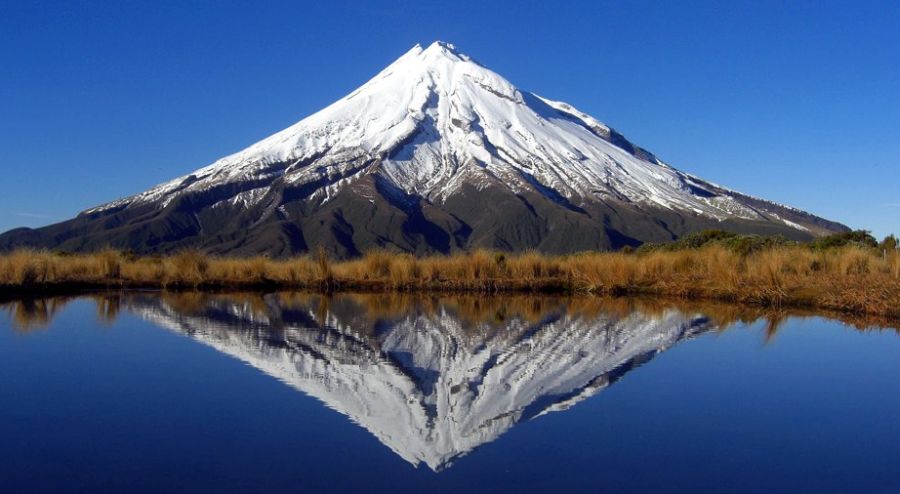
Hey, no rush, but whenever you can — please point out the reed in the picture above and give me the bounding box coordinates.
[1,244,899,319]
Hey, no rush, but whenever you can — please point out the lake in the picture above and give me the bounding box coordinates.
[1,292,898,493]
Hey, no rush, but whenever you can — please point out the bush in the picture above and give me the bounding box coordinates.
[637,230,791,255]
[810,230,878,250]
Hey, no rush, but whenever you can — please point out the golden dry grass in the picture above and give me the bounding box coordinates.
[0,246,899,319]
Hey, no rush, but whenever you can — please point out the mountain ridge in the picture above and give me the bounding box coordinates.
[0,41,848,257]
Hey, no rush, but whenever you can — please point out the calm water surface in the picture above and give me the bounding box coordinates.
[1,292,898,493]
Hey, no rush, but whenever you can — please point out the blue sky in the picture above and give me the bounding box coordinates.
[2,0,898,237]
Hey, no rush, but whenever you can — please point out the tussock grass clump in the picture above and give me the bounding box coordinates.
[1,239,899,320]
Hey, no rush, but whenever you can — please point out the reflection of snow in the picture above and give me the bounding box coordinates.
[130,294,711,471]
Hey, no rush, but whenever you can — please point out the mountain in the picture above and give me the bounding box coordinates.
[0,41,847,257]
[125,292,713,470]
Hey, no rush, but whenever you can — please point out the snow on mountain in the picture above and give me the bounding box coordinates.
[88,42,770,220]
[1,41,846,256]
[126,293,713,471]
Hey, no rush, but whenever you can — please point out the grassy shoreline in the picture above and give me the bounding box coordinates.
[1,240,899,320]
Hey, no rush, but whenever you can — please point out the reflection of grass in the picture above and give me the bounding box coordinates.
[1,245,899,319]
[3,291,898,337]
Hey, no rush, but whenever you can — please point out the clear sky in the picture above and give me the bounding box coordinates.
[2,0,898,238]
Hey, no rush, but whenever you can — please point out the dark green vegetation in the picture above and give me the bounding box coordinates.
[636,229,894,255]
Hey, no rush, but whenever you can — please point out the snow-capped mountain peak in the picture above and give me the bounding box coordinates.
[81,41,810,214]
[1,42,846,257]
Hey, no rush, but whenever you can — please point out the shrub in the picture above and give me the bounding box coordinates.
[880,234,898,252]
[810,230,878,250]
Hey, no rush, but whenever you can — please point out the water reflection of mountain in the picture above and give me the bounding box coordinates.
[118,293,712,471]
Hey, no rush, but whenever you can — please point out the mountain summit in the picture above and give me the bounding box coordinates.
[0,41,846,256]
